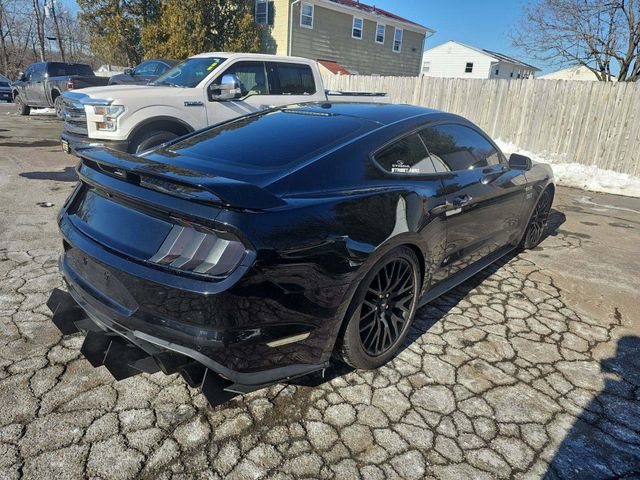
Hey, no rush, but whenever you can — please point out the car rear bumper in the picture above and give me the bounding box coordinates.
[52,212,347,402]
[61,130,130,156]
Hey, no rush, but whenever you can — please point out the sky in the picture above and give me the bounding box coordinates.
[379,0,553,74]
[63,0,556,75]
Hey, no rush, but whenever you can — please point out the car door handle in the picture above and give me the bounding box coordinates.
[450,195,473,206]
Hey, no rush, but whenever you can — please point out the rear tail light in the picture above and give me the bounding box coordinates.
[149,224,247,278]
[67,79,75,89]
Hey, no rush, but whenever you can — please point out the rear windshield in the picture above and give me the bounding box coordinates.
[48,63,94,77]
[151,57,226,88]
[165,109,374,170]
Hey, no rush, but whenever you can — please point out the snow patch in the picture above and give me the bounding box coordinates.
[496,140,640,198]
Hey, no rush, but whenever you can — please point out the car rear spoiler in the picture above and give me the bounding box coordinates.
[77,147,286,210]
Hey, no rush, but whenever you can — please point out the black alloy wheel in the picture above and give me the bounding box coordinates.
[521,188,553,249]
[339,247,420,369]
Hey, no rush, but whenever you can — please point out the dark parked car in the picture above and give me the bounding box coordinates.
[47,103,554,406]
[108,59,177,85]
[12,62,109,118]
[0,74,12,102]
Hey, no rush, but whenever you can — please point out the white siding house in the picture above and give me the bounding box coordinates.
[421,41,539,79]
[540,65,614,82]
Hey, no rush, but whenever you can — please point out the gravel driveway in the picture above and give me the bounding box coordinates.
[1,105,638,479]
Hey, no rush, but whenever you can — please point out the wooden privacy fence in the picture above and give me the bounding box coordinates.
[323,75,640,177]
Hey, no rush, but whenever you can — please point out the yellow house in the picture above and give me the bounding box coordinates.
[255,0,434,76]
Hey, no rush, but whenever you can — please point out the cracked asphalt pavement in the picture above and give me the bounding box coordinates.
[0,104,639,479]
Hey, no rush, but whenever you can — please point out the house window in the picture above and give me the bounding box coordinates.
[352,17,363,39]
[393,28,403,52]
[465,62,473,73]
[300,3,313,28]
[510,72,514,78]
[422,61,430,73]
[495,68,499,76]
[375,23,385,43]
[255,0,268,24]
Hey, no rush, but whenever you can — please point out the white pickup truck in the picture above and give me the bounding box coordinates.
[61,52,386,155]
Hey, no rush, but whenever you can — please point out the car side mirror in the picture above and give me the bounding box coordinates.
[208,74,242,101]
[18,72,25,81]
[508,153,532,170]
[124,68,134,76]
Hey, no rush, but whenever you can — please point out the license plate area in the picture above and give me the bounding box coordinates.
[61,139,70,154]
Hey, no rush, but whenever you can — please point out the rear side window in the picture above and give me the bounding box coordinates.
[420,124,501,172]
[271,63,316,95]
[48,63,93,77]
[375,133,438,174]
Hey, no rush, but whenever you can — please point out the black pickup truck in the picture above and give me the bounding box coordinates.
[12,62,110,118]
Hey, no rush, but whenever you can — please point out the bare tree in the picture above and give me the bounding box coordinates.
[48,0,65,62]
[31,0,45,60]
[512,0,640,82]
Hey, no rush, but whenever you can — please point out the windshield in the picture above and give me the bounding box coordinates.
[151,57,226,88]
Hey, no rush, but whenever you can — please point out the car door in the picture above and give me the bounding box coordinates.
[373,131,450,286]
[17,65,34,102]
[25,63,46,106]
[205,61,318,124]
[420,123,527,276]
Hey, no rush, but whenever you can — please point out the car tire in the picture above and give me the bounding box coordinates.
[338,246,421,369]
[15,95,30,116]
[129,130,178,154]
[520,188,553,249]
[53,95,64,119]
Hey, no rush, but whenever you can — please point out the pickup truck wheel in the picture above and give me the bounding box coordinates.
[54,96,64,119]
[15,95,30,116]
[130,130,178,154]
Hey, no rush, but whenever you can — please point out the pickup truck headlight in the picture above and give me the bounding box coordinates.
[92,105,124,131]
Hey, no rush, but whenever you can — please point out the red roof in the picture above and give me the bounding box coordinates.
[318,59,353,75]
[329,0,428,30]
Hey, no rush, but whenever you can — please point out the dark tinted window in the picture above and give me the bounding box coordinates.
[215,61,268,95]
[166,109,373,170]
[32,63,46,80]
[47,63,93,77]
[134,61,157,76]
[375,133,438,174]
[420,124,500,172]
[156,62,171,74]
[273,63,316,95]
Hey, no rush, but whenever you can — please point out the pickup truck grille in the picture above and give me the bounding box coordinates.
[63,97,88,136]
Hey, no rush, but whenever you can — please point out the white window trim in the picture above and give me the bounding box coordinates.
[255,0,268,25]
[352,16,363,40]
[375,23,385,44]
[300,2,314,29]
[393,28,403,53]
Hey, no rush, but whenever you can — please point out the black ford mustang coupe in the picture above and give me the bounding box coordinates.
[48,103,554,405]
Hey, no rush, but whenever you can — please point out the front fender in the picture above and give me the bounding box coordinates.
[122,106,202,139]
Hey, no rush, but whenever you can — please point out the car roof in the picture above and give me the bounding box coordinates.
[189,52,317,65]
[278,102,443,126]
